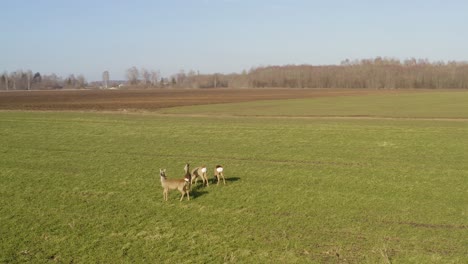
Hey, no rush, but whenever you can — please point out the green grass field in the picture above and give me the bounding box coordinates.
[160,90,468,119]
[1,91,467,263]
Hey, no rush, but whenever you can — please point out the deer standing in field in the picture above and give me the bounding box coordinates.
[214,165,225,185]
[183,163,192,189]
[159,169,190,201]
[191,165,209,187]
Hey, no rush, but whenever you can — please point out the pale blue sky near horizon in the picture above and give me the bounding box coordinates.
[1,0,467,81]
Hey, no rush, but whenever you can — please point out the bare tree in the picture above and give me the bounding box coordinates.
[65,74,77,88]
[42,73,61,89]
[10,71,18,90]
[76,74,87,88]
[141,68,151,86]
[26,70,33,90]
[175,70,186,87]
[186,70,197,88]
[0,74,4,90]
[126,66,139,85]
[213,73,219,88]
[5,70,34,90]
[150,70,160,87]
[102,71,109,88]
[32,72,41,89]
[2,71,8,90]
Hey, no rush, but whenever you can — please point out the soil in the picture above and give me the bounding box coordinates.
[0,88,399,111]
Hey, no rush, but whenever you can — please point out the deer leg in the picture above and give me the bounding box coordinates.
[204,174,209,187]
[179,190,185,201]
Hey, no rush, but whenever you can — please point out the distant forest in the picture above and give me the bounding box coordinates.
[2,57,468,90]
[0,71,87,90]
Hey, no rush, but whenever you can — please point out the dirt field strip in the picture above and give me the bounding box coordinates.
[0,88,417,111]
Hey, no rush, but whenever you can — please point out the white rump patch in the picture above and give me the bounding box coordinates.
[201,168,207,173]
[184,178,190,182]
[216,167,223,173]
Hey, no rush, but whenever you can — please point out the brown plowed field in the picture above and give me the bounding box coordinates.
[0,88,404,111]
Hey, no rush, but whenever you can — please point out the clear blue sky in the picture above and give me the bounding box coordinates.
[1,0,467,81]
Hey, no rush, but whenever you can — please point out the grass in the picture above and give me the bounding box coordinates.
[159,90,468,118]
[1,91,468,263]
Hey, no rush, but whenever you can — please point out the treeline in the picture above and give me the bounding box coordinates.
[243,58,468,89]
[0,70,87,90]
[144,57,468,89]
[116,58,468,89]
[3,57,468,90]
[121,67,243,89]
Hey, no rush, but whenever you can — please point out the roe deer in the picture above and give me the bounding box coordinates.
[184,163,192,189]
[214,165,225,185]
[191,165,209,187]
[159,169,190,201]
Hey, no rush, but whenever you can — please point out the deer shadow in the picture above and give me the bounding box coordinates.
[188,177,241,199]
[226,177,240,182]
[206,176,241,185]
[189,189,208,199]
